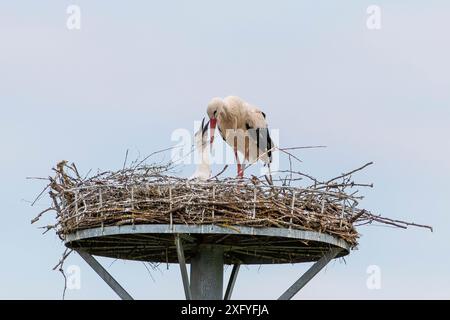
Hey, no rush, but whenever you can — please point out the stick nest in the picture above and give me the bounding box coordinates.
[32,159,432,249]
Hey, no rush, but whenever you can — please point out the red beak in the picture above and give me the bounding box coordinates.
[210,118,217,151]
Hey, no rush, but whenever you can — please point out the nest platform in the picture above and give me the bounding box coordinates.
[33,161,431,300]
[46,163,365,265]
[65,223,351,264]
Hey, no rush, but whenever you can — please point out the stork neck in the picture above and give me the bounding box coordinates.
[219,105,232,121]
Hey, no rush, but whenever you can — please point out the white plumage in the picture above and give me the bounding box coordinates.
[189,118,211,181]
[207,96,273,178]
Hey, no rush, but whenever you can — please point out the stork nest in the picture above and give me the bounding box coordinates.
[32,160,432,249]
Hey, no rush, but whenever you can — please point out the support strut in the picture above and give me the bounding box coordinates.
[278,247,342,300]
[76,250,133,300]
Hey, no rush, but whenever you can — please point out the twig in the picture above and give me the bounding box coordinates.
[30,183,51,206]
[123,149,129,171]
[31,207,54,224]
[279,146,327,151]
[326,162,374,184]
[209,165,229,180]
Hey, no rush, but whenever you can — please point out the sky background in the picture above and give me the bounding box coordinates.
[1,1,449,299]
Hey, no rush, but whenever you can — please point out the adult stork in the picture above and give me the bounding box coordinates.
[207,96,273,178]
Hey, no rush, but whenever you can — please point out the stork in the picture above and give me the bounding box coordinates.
[245,104,273,166]
[207,96,273,178]
[189,118,211,181]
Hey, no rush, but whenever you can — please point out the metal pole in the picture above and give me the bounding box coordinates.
[278,247,342,300]
[76,250,133,300]
[224,264,240,300]
[190,245,224,300]
[175,235,192,300]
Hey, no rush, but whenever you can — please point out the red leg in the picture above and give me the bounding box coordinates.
[237,163,244,178]
[234,137,244,178]
[235,151,243,178]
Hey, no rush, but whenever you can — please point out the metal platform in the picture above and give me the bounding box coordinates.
[65,224,350,264]
[65,224,351,300]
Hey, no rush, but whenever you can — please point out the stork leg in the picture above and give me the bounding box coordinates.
[239,160,246,178]
[235,151,244,178]
[234,136,244,178]
[265,163,273,185]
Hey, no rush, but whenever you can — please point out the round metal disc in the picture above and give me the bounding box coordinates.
[65,224,351,265]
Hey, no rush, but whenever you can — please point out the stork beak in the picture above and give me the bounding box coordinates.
[209,118,217,150]
[202,119,210,136]
[200,117,206,134]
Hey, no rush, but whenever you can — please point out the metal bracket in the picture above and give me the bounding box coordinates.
[224,264,240,300]
[278,247,342,300]
[175,235,192,300]
[76,250,133,300]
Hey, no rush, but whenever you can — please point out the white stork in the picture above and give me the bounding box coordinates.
[207,96,273,178]
[189,118,211,181]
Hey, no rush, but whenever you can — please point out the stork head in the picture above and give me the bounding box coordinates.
[206,97,224,148]
[195,117,210,150]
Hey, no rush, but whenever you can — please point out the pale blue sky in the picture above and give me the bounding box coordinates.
[1,1,449,299]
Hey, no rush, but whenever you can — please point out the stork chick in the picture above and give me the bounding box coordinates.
[189,118,211,181]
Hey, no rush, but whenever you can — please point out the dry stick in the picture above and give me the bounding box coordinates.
[289,191,296,228]
[123,149,129,171]
[315,182,374,190]
[401,221,433,232]
[99,188,103,208]
[287,154,293,185]
[30,183,51,207]
[242,145,276,171]
[367,219,408,229]
[326,162,374,185]
[99,188,105,232]
[31,207,54,224]
[279,146,327,151]
[82,169,92,181]
[53,248,73,271]
[212,185,216,220]
[350,209,366,223]
[26,177,49,180]
[270,170,322,185]
[250,145,326,169]
[252,188,257,219]
[208,165,229,180]
[69,163,82,179]
[243,145,304,183]
[276,147,303,164]
[49,191,62,216]
[142,262,156,282]
[52,248,73,300]
[169,186,173,229]
[134,146,181,169]
[74,191,79,216]
[131,186,136,230]
[368,214,433,232]
[59,266,68,300]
